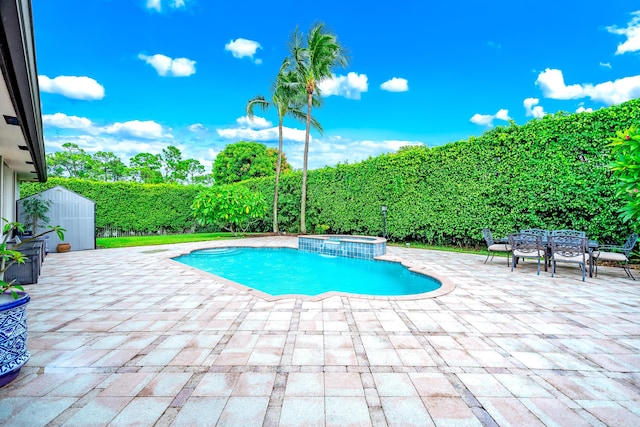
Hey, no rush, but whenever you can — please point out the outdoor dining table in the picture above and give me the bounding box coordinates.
[498,235,599,277]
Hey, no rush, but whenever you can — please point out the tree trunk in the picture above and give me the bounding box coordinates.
[301,92,313,234]
[274,118,284,233]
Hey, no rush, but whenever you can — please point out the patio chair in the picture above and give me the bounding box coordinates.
[508,233,547,275]
[549,235,588,281]
[551,229,586,237]
[481,228,511,266]
[592,233,638,280]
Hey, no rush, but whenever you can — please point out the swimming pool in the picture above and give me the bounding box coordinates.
[172,247,442,297]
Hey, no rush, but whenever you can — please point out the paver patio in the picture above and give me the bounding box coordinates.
[1,236,639,426]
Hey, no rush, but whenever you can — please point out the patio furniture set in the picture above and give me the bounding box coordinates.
[482,228,638,282]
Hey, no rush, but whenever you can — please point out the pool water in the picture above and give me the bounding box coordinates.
[172,247,441,297]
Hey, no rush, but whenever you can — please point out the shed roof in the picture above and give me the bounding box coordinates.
[19,185,96,204]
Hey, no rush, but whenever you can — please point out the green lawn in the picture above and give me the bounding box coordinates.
[96,232,250,248]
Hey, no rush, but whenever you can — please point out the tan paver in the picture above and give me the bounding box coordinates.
[1,236,639,426]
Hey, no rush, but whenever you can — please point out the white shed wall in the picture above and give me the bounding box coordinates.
[18,186,95,252]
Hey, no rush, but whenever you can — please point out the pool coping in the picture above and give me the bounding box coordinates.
[167,244,456,302]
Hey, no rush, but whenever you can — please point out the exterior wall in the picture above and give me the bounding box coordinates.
[18,187,96,252]
[0,157,18,226]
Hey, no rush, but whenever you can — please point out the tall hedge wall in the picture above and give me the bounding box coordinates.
[21,98,640,244]
[244,99,640,245]
[20,179,201,234]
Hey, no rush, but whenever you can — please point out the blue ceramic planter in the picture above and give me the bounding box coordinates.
[0,292,30,387]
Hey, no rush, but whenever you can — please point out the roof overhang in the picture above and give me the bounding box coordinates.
[0,0,46,182]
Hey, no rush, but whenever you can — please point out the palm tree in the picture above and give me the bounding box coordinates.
[291,23,348,233]
[246,58,322,233]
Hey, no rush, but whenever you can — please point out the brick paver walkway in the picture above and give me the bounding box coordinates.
[1,236,639,426]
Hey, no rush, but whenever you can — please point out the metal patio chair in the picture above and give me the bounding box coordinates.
[592,233,638,280]
[551,229,586,238]
[549,235,588,281]
[481,228,511,266]
[508,233,547,275]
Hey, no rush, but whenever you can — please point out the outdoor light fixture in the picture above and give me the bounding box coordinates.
[381,205,388,239]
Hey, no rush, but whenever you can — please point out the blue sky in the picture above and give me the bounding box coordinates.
[34,0,640,172]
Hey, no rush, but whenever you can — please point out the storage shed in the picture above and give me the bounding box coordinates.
[17,186,96,252]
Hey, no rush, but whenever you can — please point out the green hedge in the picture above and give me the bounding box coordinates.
[244,99,640,245]
[21,98,640,245]
[20,179,201,234]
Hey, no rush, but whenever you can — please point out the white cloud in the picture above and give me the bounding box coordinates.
[39,75,105,100]
[188,123,205,132]
[600,62,612,69]
[42,113,93,130]
[535,69,585,99]
[380,77,409,92]
[523,97,546,118]
[103,120,172,139]
[236,115,272,129]
[576,106,593,113]
[286,137,424,170]
[318,72,368,100]
[536,68,640,105]
[470,109,511,127]
[216,126,307,143]
[146,0,187,12]
[606,11,640,54]
[224,38,262,63]
[138,54,196,77]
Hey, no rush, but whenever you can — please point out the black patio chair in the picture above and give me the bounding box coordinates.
[481,228,511,266]
[508,233,547,275]
[549,235,588,281]
[593,233,638,280]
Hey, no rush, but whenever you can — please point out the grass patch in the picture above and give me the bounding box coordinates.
[96,232,253,249]
[388,242,490,256]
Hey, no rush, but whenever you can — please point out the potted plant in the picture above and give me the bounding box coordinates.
[21,195,52,236]
[0,219,64,387]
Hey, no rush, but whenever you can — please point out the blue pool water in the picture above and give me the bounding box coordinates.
[172,247,441,297]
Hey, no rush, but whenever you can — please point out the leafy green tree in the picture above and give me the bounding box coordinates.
[161,145,187,183]
[213,141,290,184]
[191,185,267,235]
[47,143,93,178]
[290,23,348,233]
[181,159,206,184]
[609,126,640,227]
[21,196,51,235]
[247,58,320,233]
[130,153,163,183]
[92,151,128,181]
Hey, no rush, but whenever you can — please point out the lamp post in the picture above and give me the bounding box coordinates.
[381,205,388,239]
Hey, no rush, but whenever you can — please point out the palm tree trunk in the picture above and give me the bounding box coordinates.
[301,92,313,234]
[274,118,284,233]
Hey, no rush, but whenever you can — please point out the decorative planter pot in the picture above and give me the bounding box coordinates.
[57,243,71,253]
[0,292,30,387]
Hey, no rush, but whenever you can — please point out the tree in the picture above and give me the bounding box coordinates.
[181,159,206,184]
[21,196,51,235]
[92,151,128,181]
[191,185,267,235]
[129,153,163,183]
[46,143,93,178]
[246,58,320,232]
[161,146,187,183]
[609,126,640,227]
[291,23,348,233]
[213,141,290,184]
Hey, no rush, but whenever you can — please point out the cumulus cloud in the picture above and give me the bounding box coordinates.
[576,106,593,113]
[380,77,409,92]
[470,109,511,127]
[318,72,368,100]
[146,0,188,12]
[42,113,93,130]
[224,38,262,63]
[138,54,196,77]
[606,11,640,55]
[535,68,640,105]
[236,115,272,129]
[600,62,612,69]
[188,123,205,132]
[286,137,424,170]
[523,98,546,118]
[216,126,306,143]
[39,75,105,100]
[103,120,172,139]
